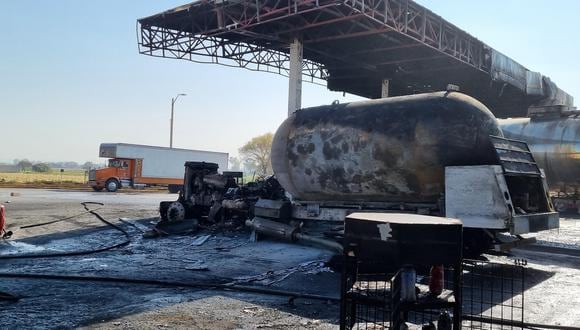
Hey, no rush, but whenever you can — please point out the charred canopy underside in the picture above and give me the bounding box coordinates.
[138,0,573,118]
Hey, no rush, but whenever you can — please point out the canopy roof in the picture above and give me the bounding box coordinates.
[138,0,573,117]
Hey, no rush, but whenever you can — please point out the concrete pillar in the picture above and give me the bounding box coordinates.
[381,79,390,98]
[288,37,303,117]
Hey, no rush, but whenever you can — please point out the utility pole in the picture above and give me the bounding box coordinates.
[170,93,186,148]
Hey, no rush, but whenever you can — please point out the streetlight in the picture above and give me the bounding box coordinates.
[170,93,187,148]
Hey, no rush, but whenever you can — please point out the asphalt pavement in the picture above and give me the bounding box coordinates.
[0,188,579,329]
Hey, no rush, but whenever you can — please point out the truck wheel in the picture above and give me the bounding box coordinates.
[92,186,104,192]
[105,179,119,192]
[166,202,186,222]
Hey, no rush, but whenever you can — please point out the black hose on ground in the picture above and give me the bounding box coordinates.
[0,290,19,302]
[0,202,130,260]
[19,207,103,229]
[0,272,339,303]
[1,203,338,303]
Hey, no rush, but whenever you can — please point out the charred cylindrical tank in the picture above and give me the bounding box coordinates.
[498,115,580,189]
[271,92,502,203]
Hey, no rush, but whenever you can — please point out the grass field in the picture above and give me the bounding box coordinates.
[0,169,87,184]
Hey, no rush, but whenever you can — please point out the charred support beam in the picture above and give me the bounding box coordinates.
[288,37,304,116]
[376,54,446,66]
[305,28,391,44]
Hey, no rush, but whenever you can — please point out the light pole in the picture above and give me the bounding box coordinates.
[170,93,186,148]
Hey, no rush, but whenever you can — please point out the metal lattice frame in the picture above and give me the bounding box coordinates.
[139,27,329,84]
[345,0,487,70]
[138,0,489,83]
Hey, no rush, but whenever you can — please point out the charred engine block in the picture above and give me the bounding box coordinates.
[159,161,285,223]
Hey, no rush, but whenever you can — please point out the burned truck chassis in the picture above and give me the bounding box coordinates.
[159,161,285,224]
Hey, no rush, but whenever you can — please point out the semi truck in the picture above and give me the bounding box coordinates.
[88,143,228,192]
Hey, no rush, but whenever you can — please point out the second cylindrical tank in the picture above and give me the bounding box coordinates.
[498,115,580,189]
[271,91,502,203]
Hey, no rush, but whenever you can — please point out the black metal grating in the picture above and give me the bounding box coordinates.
[462,260,526,329]
[490,135,541,177]
[341,261,461,329]
[341,259,526,329]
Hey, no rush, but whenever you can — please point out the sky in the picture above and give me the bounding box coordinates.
[0,0,578,164]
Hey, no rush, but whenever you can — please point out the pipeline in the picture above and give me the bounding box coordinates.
[0,202,130,260]
[0,272,339,303]
[245,217,343,253]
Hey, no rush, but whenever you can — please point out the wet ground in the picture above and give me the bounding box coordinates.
[0,188,579,329]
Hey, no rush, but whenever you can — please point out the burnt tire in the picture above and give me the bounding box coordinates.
[105,179,119,192]
[92,186,104,192]
[166,202,186,222]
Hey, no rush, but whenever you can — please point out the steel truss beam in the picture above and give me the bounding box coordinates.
[342,0,488,71]
[138,0,490,84]
[139,25,328,83]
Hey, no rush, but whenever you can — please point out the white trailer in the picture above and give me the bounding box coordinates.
[88,143,228,192]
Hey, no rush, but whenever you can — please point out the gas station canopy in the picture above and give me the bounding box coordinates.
[138,0,572,117]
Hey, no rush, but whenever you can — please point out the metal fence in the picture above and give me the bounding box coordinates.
[462,259,526,329]
[341,259,526,329]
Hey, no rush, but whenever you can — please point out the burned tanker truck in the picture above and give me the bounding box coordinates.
[161,91,559,255]
[262,91,558,254]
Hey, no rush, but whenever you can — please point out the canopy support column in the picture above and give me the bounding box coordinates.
[288,37,303,116]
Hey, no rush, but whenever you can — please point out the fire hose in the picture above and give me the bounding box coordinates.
[0,208,340,303]
[0,272,339,303]
[0,202,130,260]
[19,206,103,229]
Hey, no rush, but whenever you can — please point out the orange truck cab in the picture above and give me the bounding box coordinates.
[88,158,135,192]
[87,143,229,193]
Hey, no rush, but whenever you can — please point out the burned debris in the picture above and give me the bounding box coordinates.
[154,92,558,259]
[1,0,578,327]
[2,91,564,328]
[138,92,565,328]
[157,161,286,229]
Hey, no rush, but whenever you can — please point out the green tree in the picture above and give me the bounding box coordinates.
[239,133,273,178]
[228,157,241,171]
[242,159,258,179]
[32,163,50,172]
[17,159,32,172]
[82,161,96,170]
